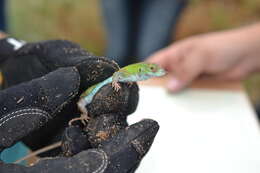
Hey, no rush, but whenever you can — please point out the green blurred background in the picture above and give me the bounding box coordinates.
[7,0,260,104]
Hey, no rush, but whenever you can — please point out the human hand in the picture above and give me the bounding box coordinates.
[148,24,260,92]
[0,39,159,172]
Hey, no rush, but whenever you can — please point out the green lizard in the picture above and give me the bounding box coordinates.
[69,62,166,125]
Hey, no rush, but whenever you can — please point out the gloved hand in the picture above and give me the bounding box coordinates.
[0,38,160,172]
[0,38,122,155]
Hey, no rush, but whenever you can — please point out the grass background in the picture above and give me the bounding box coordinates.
[7,0,260,104]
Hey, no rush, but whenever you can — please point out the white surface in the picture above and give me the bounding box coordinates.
[128,86,260,173]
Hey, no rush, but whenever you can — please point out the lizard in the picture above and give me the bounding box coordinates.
[69,62,166,125]
[14,62,166,164]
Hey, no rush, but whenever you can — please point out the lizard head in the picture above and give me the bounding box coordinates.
[140,63,166,77]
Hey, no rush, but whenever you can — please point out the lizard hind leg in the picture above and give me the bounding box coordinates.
[68,116,86,126]
[68,111,90,126]
[68,100,90,126]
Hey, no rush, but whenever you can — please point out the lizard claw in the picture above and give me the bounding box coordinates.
[127,82,133,87]
[112,82,121,92]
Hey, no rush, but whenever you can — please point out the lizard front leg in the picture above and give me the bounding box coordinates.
[112,81,121,91]
[111,72,122,92]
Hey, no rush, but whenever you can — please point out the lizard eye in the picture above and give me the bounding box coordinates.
[150,66,156,72]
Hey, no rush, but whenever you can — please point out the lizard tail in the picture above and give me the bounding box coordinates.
[14,141,62,164]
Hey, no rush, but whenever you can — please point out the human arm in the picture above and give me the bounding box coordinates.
[148,23,260,92]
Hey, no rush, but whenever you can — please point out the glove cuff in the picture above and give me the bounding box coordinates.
[0,37,25,65]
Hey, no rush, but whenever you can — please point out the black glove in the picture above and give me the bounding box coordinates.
[0,39,159,172]
[0,38,121,154]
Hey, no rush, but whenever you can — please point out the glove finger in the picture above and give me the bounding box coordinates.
[87,83,139,118]
[3,40,119,89]
[0,67,79,150]
[0,149,110,173]
[61,113,129,156]
[86,113,128,148]
[61,125,91,157]
[0,119,159,173]
[29,39,119,90]
[100,119,159,173]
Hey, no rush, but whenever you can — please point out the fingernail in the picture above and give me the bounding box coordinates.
[167,78,182,92]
